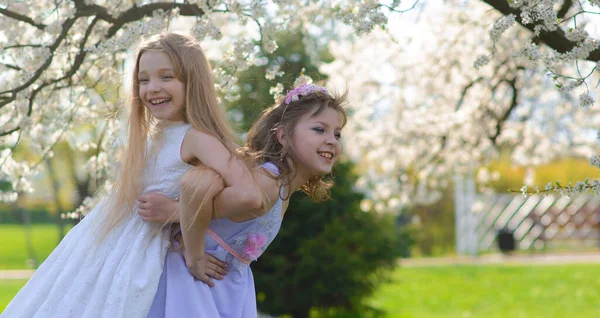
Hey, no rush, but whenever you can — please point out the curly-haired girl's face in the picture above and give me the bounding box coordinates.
[289,106,343,176]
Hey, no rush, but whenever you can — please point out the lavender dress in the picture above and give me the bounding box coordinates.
[148,162,283,318]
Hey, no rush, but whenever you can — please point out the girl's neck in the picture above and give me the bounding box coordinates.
[149,119,186,138]
[158,119,185,127]
[286,163,311,195]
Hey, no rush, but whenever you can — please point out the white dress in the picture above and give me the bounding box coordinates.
[1,122,192,318]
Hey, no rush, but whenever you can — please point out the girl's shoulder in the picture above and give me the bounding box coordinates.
[183,127,236,150]
[181,127,226,159]
[183,126,211,140]
[252,164,282,212]
[184,127,240,150]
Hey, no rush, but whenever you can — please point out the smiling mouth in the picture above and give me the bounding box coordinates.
[318,152,333,159]
[149,98,171,106]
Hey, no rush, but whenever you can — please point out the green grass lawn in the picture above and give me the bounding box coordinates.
[368,264,600,317]
[0,280,28,312]
[2,264,600,316]
[0,223,72,269]
[1,224,600,317]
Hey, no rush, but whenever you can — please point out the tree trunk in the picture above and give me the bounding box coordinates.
[45,159,65,242]
[66,146,92,226]
[15,201,38,268]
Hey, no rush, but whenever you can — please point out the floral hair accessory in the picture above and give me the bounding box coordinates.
[285,83,327,104]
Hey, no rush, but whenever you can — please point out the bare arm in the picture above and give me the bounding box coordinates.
[179,130,262,280]
[138,167,281,222]
[137,191,228,286]
[179,167,224,281]
[181,129,263,211]
[212,167,281,219]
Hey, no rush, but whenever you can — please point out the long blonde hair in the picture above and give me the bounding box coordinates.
[97,32,238,239]
[240,88,348,202]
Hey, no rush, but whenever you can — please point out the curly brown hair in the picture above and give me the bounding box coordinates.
[240,87,348,202]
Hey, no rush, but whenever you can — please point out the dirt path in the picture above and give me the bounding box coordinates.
[400,251,600,267]
[3,252,600,279]
[0,270,34,279]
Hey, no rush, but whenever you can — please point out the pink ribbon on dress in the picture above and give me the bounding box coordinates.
[207,228,251,265]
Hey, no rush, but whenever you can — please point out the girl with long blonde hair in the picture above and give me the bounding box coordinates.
[2,32,261,318]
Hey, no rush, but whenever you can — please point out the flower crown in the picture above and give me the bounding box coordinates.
[285,83,328,104]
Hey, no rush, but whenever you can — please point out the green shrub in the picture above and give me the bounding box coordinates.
[253,162,405,317]
[0,205,55,224]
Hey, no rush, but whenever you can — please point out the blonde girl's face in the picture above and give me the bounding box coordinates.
[288,107,343,176]
[137,51,186,122]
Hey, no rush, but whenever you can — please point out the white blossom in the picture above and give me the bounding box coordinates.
[590,155,600,169]
[514,42,541,61]
[473,55,490,69]
[579,93,594,107]
[565,27,589,43]
[265,64,284,80]
[292,70,313,87]
[520,185,528,197]
[489,14,515,42]
[192,17,222,41]
[269,83,285,100]
[263,40,278,54]
[557,80,583,93]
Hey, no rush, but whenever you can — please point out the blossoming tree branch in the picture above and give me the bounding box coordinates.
[323,0,600,210]
[481,0,600,197]
[0,0,599,212]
